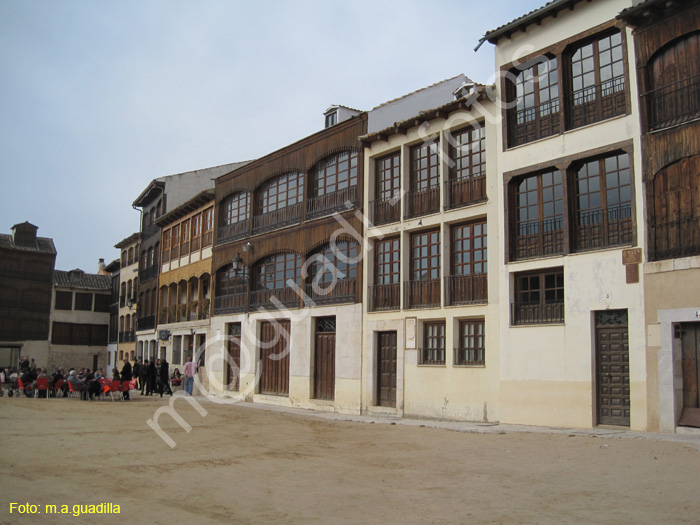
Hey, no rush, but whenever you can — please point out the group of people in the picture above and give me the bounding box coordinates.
[1,355,197,399]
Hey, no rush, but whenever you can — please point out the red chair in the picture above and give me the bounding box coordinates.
[108,380,121,402]
[52,378,64,398]
[98,378,110,400]
[34,378,50,399]
[16,378,30,398]
[67,381,83,399]
[119,381,131,401]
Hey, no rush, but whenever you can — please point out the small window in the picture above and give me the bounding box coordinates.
[55,291,73,310]
[455,319,485,366]
[512,268,565,325]
[74,292,93,311]
[419,321,446,365]
[325,111,337,128]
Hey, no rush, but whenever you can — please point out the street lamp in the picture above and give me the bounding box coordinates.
[231,252,244,277]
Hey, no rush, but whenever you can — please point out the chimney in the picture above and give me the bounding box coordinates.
[98,258,106,273]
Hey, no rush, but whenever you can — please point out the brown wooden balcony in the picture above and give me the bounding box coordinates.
[404,279,441,309]
[307,186,358,219]
[444,175,487,210]
[202,231,213,247]
[513,217,564,261]
[214,289,248,315]
[404,185,440,219]
[567,76,626,130]
[217,220,249,245]
[170,245,180,261]
[645,74,700,132]
[369,196,400,226]
[304,278,356,306]
[368,284,400,312]
[508,100,560,147]
[511,300,564,325]
[445,274,487,306]
[573,204,633,252]
[253,203,302,234]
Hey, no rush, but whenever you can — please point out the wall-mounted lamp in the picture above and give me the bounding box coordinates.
[231,252,245,277]
[127,296,136,310]
[242,242,253,252]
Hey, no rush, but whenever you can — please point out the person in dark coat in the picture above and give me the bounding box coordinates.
[120,358,132,400]
[158,359,173,397]
[145,360,157,396]
[140,359,149,394]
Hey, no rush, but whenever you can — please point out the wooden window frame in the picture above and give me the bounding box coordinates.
[410,229,441,282]
[312,151,358,197]
[374,237,400,286]
[419,320,446,366]
[55,291,73,311]
[455,318,485,366]
[258,172,304,215]
[512,268,565,325]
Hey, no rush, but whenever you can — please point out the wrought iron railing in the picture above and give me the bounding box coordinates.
[142,223,159,241]
[404,185,440,219]
[511,300,564,325]
[250,286,302,310]
[417,347,445,365]
[307,186,358,218]
[217,220,249,245]
[513,217,564,260]
[645,74,700,131]
[573,204,633,251]
[370,196,400,225]
[444,175,487,210]
[139,265,158,284]
[453,347,485,366]
[368,284,400,312]
[304,278,356,306]
[445,274,487,306]
[404,279,441,309]
[253,203,303,234]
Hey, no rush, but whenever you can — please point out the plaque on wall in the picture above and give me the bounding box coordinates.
[405,317,417,349]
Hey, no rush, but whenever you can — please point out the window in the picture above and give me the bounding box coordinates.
[308,151,359,216]
[406,138,440,218]
[455,319,485,366]
[203,207,214,247]
[325,111,337,128]
[573,153,633,250]
[370,237,400,312]
[406,229,440,309]
[258,172,304,214]
[171,225,180,259]
[51,322,108,346]
[251,252,302,308]
[55,291,72,310]
[446,124,487,208]
[513,170,564,260]
[447,221,487,305]
[372,152,401,225]
[75,292,93,311]
[221,192,249,228]
[128,247,134,265]
[508,56,560,147]
[121,250,127,267]
[162,229,171,259]
[94,294,111,313]
[419,321,446,365]
[568,31,626,129]
[306,241,359,305]
[512,268,565,325]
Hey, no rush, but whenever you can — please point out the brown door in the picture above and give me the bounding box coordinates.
[226,323,241,391]
[313,317,335,400]
[377,331,397,408]
[595,310,630,426]
[259,320,290,396]
[679,323,700,427]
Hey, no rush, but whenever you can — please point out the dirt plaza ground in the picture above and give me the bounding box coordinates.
[1,393,700,524]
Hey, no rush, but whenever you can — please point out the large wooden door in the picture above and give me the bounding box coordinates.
[313,317,335,400]
[679,323,700,427]
[259,320,290,396]
[377,331,397,408]
[595,310,630,426]
[226,323,241,391]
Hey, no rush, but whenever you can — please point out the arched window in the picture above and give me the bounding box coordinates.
[252,252,302,308]
[307,240,359,284]
[219,192,250,242]
[258,172,304,215]
[650,155,700,260]
[128,247,134,265]
[121,250,127,267]
[312,151,358,197]
[120,282,126,306]
[646,32,700,130]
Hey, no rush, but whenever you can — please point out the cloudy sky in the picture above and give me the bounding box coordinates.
[0,0,544,272]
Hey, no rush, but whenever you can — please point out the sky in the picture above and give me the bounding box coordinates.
[0,0,546,272]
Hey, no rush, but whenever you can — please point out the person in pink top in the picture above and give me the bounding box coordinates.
[183,357,195,396]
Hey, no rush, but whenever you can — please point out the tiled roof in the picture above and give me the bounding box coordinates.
[0,233,57,254]
[114,232,140,249]
[53,269,111,290]
[477,0,583,48]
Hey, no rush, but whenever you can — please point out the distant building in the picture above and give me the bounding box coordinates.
[0,222,56,369]
[115,232,140,364]
[49,268,111,371]
[103,257,121,372]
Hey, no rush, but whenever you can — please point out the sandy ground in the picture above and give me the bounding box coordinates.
[1,393,700,525]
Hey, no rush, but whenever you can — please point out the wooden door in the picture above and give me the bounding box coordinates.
[595,310,630,426]
[377,331,397,408]
[259,320,290,396]
[679,323,700,427]
[313,317,335,400]
[226,323,241,391]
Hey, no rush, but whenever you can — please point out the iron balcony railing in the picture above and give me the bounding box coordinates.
[511,300,565,325]
[453,347,485,366]
[404,184,440,219]
[217,220,250,245]
[304,278,356,306]
[645,74,700,132]
[139,265,158,284]
[404,279,441,309]
[307,186,358,219]
[417,347,445,366]
[368,283,400,312]
[214,289,248,315]
[444,274,487,306]
[250,286,302,310]
[573,204,633,252]
[252,203,303,234]
[444,175,487,210]
[369,196,401,226]
[141,223,159,241]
